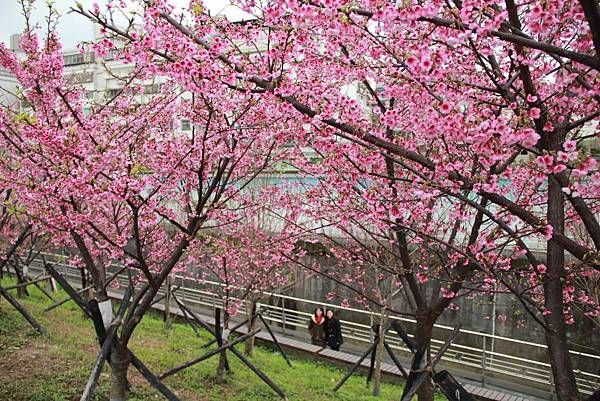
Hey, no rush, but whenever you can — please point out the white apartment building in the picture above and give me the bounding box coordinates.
[0,65,19,108]
[1,28,191,131]
[0,34,22,108]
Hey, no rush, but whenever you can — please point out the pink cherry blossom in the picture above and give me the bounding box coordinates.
[563,140,577,152]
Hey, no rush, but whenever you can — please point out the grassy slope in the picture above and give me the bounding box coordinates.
[0,278,444,401]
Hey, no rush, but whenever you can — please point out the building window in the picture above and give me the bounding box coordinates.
[104,49,119,61]
[66,71,93,84]
[181,119,191,131]
[144,84,162,95]
[63,53,94,66]
[19,98,32,109]
[105,88,122,98]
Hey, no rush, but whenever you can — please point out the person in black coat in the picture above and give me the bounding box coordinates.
[307,306,326,346]
[324,309,343,351]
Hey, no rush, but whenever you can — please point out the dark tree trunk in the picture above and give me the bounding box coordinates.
[245,298,258,356]
[544,174,581,401]
[16,274,28,298]
[80,269,93,302]
[372,313,387,397]
[109,342,131,401]
[9,261,29,298]
[415,309,434,401]
[216,311,229,384]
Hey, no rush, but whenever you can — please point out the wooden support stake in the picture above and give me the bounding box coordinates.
[258,312,292,367]
[172,294,231,369]
[3,275,50,290]
[170,299,284,398]
[214,308,230,372]
[44,263,91,317]
[0,284,46,335]
[366,342,377,384]
[4,271,56,302]
[228,344,287,399]
[79,323,118,401]
[215,308,222,341]
[333,339,379,392]
[171,293,216,336]
[430,324,461,367]
[130,353,182,401]
[159,329,261,380]
[177,298,201,337]
[164,276,172,328]
[32,280,57,302]
[44,265,127,314]
[202,315,250,348]
[44,284,94,312]
[88,300,108,342]
[390,321,415,352]
[384,341,409,379]
[366,324,380,384]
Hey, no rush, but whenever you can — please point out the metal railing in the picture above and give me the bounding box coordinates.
[17,252,600,396]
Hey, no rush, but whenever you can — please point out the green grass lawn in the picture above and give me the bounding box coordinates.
[0,277,444,401]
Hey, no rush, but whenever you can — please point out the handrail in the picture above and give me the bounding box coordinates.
[161,271,598,358]
[173,272,600,360]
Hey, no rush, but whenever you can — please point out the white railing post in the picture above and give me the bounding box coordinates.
[481,334,487,386]
[549,370,556,401]
[281,297,286,335]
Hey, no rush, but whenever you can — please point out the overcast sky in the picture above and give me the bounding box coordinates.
[0,0,248,50]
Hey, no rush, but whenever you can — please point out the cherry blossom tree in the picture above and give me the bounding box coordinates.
[0,188,36,322]
[184,191,297,379]
[270,135,512,397]
[0,206,50,298]
[0,189,32,283]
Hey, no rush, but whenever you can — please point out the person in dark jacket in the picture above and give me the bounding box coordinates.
[324,309,343,351]
[307,307,325,346]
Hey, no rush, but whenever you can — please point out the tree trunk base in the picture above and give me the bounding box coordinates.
[216,351,228,384]
[417,379,435,401]
[109,346,131,401]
